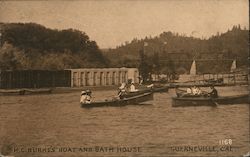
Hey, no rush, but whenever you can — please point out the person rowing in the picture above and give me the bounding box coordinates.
[117,83,127,99]
[208,86,218,98]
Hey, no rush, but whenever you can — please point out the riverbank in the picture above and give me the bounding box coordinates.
[168,82,248,88]
[0,82,248,96]
[52,85,119,93]
[0,86,119,96]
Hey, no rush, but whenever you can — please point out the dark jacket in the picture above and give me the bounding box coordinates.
[209,88,218,98]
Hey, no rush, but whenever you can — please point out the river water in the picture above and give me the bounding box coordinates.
[0,86,249,157]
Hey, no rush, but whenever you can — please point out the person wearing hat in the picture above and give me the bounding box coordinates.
[80,90,92,104]
[208,86,218,98]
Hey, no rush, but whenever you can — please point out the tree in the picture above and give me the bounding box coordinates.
[0,43,20,70]
[138,49,152,83]
[165,58,176,81]
[104,24,248,74]
[152,52,160,80]
[0,23,108,70]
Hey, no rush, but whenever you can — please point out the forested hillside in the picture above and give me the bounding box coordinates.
[103,25,249,74]
[0,23,248,74]
[0,23,108,70]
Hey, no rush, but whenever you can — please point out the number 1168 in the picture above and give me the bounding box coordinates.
[219,139,232,145]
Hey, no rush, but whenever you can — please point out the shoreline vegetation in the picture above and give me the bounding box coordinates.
[0,23,248,93]
[0,23,108,70]
[0,23,248,74]
[102,25,248,75]
[0,84,248,96]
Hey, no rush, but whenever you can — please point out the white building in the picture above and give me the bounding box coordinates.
[69,68,139,87]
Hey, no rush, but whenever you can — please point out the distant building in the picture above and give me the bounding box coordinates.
[0,68,139,89]
[69,68,139,87]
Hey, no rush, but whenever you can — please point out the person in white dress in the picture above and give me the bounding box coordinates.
[130,82,138,92]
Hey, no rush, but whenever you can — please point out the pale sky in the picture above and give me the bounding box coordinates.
[0,0,249,48]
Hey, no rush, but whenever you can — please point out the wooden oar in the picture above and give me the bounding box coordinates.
[210,98,219,106]
[201,90,219,106]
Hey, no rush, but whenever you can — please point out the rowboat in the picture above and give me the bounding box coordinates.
[172,94,249,107]
[81,92,153,108]
[24,88,52,94]
[124,85,169,98]
[152,85,169,92]
[0,89,25,95]
[0,88,52,95]
[124,89,152,98]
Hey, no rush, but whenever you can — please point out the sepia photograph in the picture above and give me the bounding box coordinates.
[0,0,249,156]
